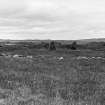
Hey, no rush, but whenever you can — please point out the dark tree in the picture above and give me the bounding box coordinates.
[49,41,56,51]
[71,41,77,50]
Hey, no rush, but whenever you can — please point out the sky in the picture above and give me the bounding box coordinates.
[0,0,105,40]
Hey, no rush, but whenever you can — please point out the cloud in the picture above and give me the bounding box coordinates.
[0,0,105,39]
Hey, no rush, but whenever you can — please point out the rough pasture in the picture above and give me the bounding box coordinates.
[0,50,105,105]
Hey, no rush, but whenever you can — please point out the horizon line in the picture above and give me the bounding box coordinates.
[0,37,105,41]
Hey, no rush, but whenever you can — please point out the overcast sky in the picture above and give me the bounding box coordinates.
[0,0,105,40]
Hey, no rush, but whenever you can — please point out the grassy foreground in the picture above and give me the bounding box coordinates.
[0,50,105,105]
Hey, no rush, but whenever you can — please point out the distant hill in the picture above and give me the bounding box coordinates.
[0,38,105,44]
[77,38,105,44]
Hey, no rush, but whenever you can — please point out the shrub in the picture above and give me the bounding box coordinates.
[71,41,77,50]
[48,41,56,51]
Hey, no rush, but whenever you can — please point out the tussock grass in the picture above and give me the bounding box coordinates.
[0,50,105,105]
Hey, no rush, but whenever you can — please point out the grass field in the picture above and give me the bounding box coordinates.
[0,45,105,105]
